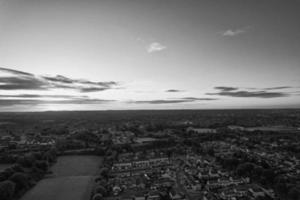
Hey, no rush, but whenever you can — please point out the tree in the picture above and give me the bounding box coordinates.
[0,168,15,180]
[236,162,255,177]
[16,154,36,168]
[274,176,289,198]
[261,169,275,185]
[92,193,103,200]
[288,186,300,200]
[11,164,24,173]
[94,185,107,196]
[99,167,109,179]
[43,151,55,163]
[9,172,29,193]
[32,152,43,160]
[95,178,106,187]
[207,147,215,156]
[220,158,239,170]
[35,160,49,171]
[0,180,15,200]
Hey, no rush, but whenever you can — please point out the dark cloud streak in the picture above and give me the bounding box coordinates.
[209,86,291,98]
[0,76,48,90]
[214,86,238,91]
[0,98,115,106]
[0,94,88,99]
[166,89,185,93]
[130,97,218,104]
[0,67,34,76]
[0,67,119,93]
[207,91,289,98]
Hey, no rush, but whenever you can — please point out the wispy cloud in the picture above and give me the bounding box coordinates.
[0,76,48,90]
[147,42,167,53]
[0,98,115,106]
[222,27,249,37]
[130,100,191,104]
[180,97,218,101]
[207,86,290,98]
[0,67,34,76]
[214,86,238,91]
[208,91,288,98]
[129,97,218,104]
[0,67,119,93]
[0,94,90,99]
[263,86,293,90]
[166,89,185,93]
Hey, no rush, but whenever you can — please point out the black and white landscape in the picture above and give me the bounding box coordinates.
[0,0,300,200]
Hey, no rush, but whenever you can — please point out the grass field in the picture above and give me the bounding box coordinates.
[20,155,103,200]
[52,155,102,177]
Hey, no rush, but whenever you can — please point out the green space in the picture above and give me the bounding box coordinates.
[20,155,102,200]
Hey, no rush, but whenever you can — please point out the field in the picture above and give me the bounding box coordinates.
[20,155,102,200]
[51,155,102,177]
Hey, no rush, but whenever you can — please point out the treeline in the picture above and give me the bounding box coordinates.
[0,148,57,200]
[216,151,300,200]
[91,147,117,200]
[0,154,18,164]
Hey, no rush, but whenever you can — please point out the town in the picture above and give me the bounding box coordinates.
[0,110,299,200]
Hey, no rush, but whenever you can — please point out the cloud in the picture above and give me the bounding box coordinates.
[263,86,293,90]
[147,42,167,53]
[0,89,115,107]
[181,97,218,101]
[130,97,218,104]
[166,89,185,93]
[130,100,191,104]
[222,27,249,37]
[42,75,74,84]
[207,90,289,98]
[0,67,118,93]
[0,67,34,76]
[0,76,48,90]
[208,86,291,98]
[0,98,115,106]
[0,94,88,99]
[79,87,109,93]
[214,86,238,91]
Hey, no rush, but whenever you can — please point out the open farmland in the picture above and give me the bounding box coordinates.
[20,155,103,200]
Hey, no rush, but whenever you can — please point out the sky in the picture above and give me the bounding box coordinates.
[0,0,300,111]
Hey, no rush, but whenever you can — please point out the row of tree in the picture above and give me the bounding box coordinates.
[216,153,300,200]
[0,148,57,200]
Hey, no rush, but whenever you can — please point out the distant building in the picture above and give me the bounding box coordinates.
[187,127,217,134]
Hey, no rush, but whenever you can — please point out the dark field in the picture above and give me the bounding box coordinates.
[20,156,103,200]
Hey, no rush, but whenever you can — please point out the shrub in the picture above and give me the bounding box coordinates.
[92,193,103,200]
[288,186,300,200]
[35,160,49,171]
[9,172,29,193]
[0,180,15,200]
[32,152,43,160]
[1,168,15,180]
[11,164,24,173]
[16,154,36,168]
[43,149,57,163]
[99,167,109,179]
[95,178,106,187]
[94,185,107,196]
